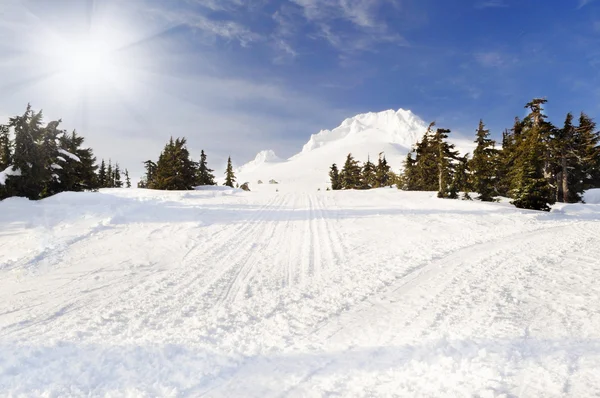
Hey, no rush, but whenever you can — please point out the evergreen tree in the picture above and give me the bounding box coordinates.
[49,131,98,194]
[469,120,498,201]
[497,118,524,197]
[340,153,362,189]
[411,122,439,190]
[98,159,107,188]
[151,137,198,190]
[114,163,123,188]
[329,163,342,190]
[361,156,377,189]
[198,150,216,185]
[0,124,11,170]
[7,105,46,199]
[450,154,469,199]
[399,152,417,190]
[375,153,391,187]
[510,99,555,211]
[141,160,157,188]
[431,128,459,198]
[572,113,600,199]
[107,160,113,188]
[224,156,236,188]
[125,169,131,188]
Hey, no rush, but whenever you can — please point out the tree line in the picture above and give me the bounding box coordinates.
[0,105,129,200]
[329,153,395,190]
[329,99,600,211]
[138,136,238,190]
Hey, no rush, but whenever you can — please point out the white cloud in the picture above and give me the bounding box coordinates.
[578,0,596,9]
[474,51,517,68]
[475,0,509,9]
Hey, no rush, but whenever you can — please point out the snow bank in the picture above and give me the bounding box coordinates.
[584,188,600,204]
[0,165,21,185]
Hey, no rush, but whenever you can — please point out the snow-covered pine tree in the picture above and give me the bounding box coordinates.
[7,105,45,199]
[329,163,342,190]
[224,156,236,188]
[469,120,498,201]
[125,169,131,188]
[572,113,600,200]
[340,153,362,189]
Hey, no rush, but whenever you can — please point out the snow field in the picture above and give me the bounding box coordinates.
[1,188,600,396]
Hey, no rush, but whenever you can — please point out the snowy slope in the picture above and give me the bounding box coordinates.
[1,188,600,396]
[236,109,474,190]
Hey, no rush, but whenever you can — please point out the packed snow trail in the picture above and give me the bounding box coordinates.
[1,188,600,397]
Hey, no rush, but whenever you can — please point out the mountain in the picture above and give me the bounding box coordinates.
[236,108,431,189]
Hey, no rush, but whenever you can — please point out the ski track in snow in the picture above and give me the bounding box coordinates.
[1,188,600,397]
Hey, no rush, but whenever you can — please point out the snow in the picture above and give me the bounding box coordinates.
[0,165,21,185]
[1,187,600,397]
[236,109,476,190]
[58,148,81,162]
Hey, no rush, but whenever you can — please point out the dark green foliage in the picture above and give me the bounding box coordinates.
[340,153,362,189]
[150,137,198,190]
[572,113,600,200]
[450,155,469,199]
[114,163,123,188]
[510,99,555,211]
[139,160,157,188]
[329,163,342,190]
[106,160,114,188]
[375,153,392,187]
[432,128,460,198]
[224,156,236,188]
[362,156,377,189]
[399,152,417,190]
[469,120,498,201]
[1,105,101,200]
[98,160,107,188]
[198,150,216,185]
[0,125,12,170]
[401,122,439,191]
[125,169,131,188]
[49,131,98,195]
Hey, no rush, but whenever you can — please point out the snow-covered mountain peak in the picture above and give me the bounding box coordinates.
[300,108,427,155]
[237,150,283,174]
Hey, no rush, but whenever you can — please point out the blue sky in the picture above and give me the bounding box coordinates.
[1,0,600,178]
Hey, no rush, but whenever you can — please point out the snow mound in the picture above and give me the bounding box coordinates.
[584,189,600,204]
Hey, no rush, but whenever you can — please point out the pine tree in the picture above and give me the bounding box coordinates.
[375,153,391,187]
[329,163,342,190]
[399,152,417,190]
[7,105,46,199]
[497,118,524,197]
[114,163,123,188]
[361,156,377,189]
[572,113,600,200]
[198,150,216,185]
[411,122,439,190]
[107,160,113,188]
[431,128,459,198]
[340,153,362,189]
[469,120,498,201]
[125,169,131,188]
[450,154,469,199]
[224,156,236,188]
[151,137,198,190]
[510,99,555,211]
[141,160,157,188]
[98,159,107,188]
[49,130,98,194]
[0,124,11,170]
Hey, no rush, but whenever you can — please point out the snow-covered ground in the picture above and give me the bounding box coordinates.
[1,187,600,397]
